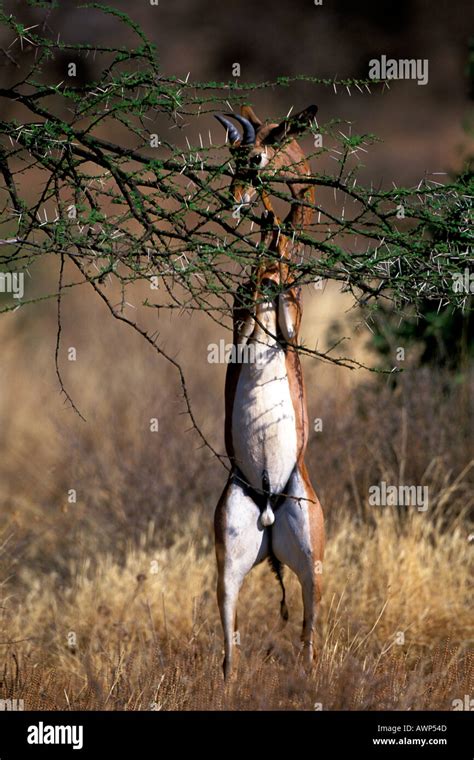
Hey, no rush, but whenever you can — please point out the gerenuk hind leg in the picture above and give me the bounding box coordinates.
[271,465,324,665]
[214,473,269,678]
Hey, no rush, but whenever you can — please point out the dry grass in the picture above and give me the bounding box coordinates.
[1,508,472,710]
[0,283,472,710]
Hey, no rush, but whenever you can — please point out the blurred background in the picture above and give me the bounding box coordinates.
[0,0,472,709]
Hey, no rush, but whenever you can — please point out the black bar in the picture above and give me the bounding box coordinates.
[0,710,471,757]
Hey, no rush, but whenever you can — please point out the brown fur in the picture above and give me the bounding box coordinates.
[214,105,325,677]
[228,104,317,242]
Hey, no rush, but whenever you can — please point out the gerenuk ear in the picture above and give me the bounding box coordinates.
[240,105,263,130]
[264,104,318,146]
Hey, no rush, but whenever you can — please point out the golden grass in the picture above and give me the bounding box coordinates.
[1,505,472,710]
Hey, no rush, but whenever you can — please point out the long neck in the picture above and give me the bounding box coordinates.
[286,157,314,232]
[259,155,314,263]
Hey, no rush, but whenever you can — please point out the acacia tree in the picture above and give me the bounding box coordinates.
[0,4,472,457]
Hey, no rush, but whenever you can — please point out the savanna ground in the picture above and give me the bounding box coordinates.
[0,276,472,711]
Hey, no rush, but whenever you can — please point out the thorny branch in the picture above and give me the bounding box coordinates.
[0,3,472,462]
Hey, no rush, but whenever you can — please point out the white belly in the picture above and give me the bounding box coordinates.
[232,342,297,494]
